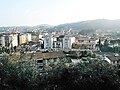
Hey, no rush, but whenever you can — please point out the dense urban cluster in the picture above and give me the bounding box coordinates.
[1,26,120,89]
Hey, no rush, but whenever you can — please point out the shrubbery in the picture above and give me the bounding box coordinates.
[0,57,120,90]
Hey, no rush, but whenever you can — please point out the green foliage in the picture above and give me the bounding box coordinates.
[0,57,38,89]
[0,47,11,54]
[100,45,120,53]
[0,56,120,90]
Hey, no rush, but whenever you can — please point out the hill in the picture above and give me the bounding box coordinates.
[52,19,120,33]
[1,19,120,33]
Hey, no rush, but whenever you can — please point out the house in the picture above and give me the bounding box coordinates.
[104,53,120,65]
[21,51,66,70]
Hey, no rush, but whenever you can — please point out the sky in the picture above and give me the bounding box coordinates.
[0,0,120,26]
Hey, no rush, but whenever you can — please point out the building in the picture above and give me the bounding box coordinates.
[18,33,27,45]
[105,54,120,65]
[4,34,18,47]
[22,51,65,70]
[43,35,54,49]
[31,33,39,41]
[26,33,32,42]
[11,34,18,47]
[63,36,75,49]
[0,35,5,46]
[74,36,99,50]
[53,41,62,49]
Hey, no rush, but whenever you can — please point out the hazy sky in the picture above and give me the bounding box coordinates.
[0,0,120,26]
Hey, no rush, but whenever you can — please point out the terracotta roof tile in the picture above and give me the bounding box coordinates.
[22,51,65,60]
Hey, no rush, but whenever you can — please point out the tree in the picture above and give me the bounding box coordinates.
[1,56,120,90]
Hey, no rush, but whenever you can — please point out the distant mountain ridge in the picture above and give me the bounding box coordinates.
[53,19,120,32]
[1,19,120,32]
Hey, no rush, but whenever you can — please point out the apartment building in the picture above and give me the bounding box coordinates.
[18,33,27,45]
[0,35,5,46]
[4,34,18,47]
[63,36,75,49]
[26,33,32,42]
[44,35,54,49]
[74,36,99,49]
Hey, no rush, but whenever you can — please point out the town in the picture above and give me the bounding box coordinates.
[1,0,120,89]
[1,24,120,90]
[0,26,120,70]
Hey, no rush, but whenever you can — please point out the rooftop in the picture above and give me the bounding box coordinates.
[21,51,66,60]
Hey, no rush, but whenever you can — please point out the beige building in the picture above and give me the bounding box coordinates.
[18,34,27,45]
[74,37,99,49]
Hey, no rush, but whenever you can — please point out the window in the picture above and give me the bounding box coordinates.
[113,61,115,64]
[37,60,43,63]
[38,66,43,68]
[117,61,119,64]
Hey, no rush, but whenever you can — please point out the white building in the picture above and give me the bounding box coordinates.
[39,34,43,40]
[63,36,75,49]
[26,33,31,42]
[0,35,5,46]
[53,41,62,49]
[44,35,54,49]
[4,34,18,47]
[10,34,18,47]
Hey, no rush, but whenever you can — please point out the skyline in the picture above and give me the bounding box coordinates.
[0,0,120,26]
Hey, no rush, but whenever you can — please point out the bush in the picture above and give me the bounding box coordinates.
[0,56,120,90]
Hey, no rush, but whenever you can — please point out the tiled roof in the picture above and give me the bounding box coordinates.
[22,51,65,60]
[106,55,120,61]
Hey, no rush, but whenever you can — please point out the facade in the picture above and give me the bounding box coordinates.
[44,35,53,49]
[63,36,75,49]
[31,34,39,41]
[105,54,120,65]
[4,34,18,47]
[43,35,75,49]
[0,35,5,46]
[11,34,18,47]
[23,51,65,70]
[39,34,43,39]
[26,33,32,42]
[18,34,27,45]
[74,37,99,49]
[53,41,62,49]
[30,58,44,70]
[0,33,31,47]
